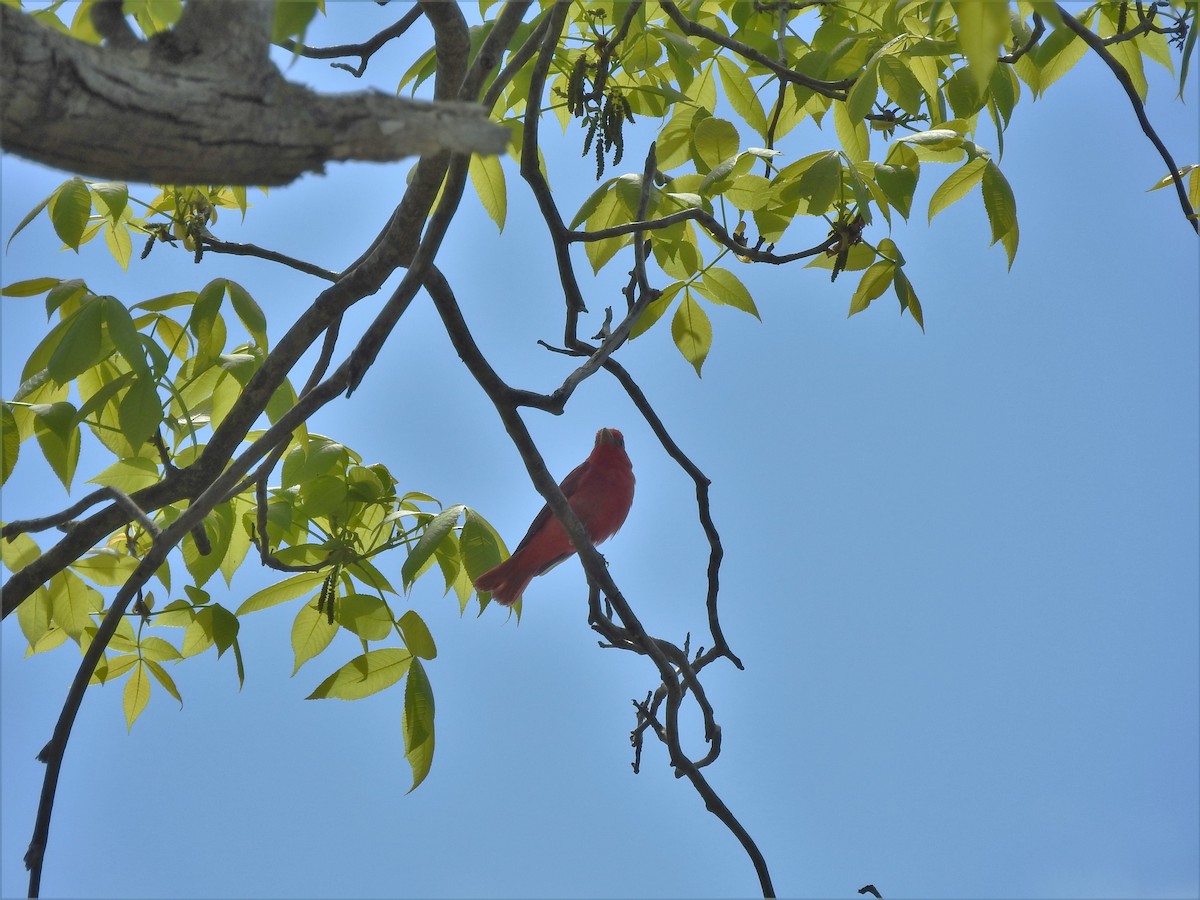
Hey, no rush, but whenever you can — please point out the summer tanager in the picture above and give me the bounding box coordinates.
[473,428,635,605]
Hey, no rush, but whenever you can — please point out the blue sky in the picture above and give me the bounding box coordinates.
[2,5,1198,899]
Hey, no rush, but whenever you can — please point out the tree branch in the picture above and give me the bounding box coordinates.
[0,5,507,186]
[659,0,851,98]
[1054,4,1198,232]
[277,5,424,77]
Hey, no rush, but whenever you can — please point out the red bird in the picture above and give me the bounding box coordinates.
[473,428,635,606]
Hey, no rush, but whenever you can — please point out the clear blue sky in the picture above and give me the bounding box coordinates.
[2,5,1197,899]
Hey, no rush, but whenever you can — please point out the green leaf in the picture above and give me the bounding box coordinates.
[469,152,507,232]
[833,102,869,163]
[1,403,18,485]
[695,267,760,318]
[893,267,925,332]
[210,603,239,657]
[692,117,740,172]
[181,608,216,658]
[874,163,917,219]
[47,299,108,385]
[899,129,965,153]
[723,174,773,211]
[237,573,330,617]
[460,508,506,587]
[90,182,128,222]
[849,260,896,317]
[952,0,1010,91]
[671,290,712,377]
[878,55,924,115]
[844,60,878,122]
[306,648,413,701]
[117,376,162,451]
[6,191,52,252]
[144,659,183,707]
[123,661,151,731]
[793,151,842,216]
[336,594,394,642]
[981,161,1019,268]
[630,281,682,339]
[1,277,61,298]
[398,610,437,660]
[715,56,767,138]
[33,401,80,489]
[292,600,339,674]
[928,157,989,222]
[272,0,319,42]
[402,658,435,792]
[226,281,269,350]
[48,569,99,639]
[100,297,150,377]
[48,178,92,250]
[84,456,159,494]
[401,505,464,590]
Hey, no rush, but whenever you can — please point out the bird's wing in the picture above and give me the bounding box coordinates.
[509,458,589,555]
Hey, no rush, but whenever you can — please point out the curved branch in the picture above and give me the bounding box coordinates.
[1054,4,1198,232]
[570,207,839,264]
[658,0,851,99]
[276,5,424,77]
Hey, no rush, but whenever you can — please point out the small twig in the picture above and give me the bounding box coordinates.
[570,206,839,265]
[3,487,160,541]
[999,12,1045,63]
[659,0,851,98]
[198,233,341,281]
[1055,4,1198,233]
[276,6,423,77]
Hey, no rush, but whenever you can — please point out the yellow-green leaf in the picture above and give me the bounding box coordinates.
[671,291,712,377]
[849,260,896,317]
[715,56,768,138]
[306,648,413,701]
[928,157,989,222]
[292,600,339,674]
[692,117,740,172]
[1,403,18,485]
[123,661,151,731]
[402,658,435,792]
[398,610,437,660]
[236,569,328,616]
[982,161,1019,268]
[469,152,507,232]
[336,594,393,642]
[833,102,869,163]
[48,178,92,250]
[695,267,760,318]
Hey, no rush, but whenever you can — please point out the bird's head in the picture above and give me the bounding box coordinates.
[596,428,625,448]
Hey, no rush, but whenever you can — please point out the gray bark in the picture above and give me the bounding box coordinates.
[0,4,507,186]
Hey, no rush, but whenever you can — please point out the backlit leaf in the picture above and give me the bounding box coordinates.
[398,610,437,660]
[307,648,412,701]
[123,661,151,731]
[671,291,712,377]
[292,600,339,674]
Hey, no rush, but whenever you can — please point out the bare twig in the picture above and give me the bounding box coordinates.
[277,6,424,77]
[2,487,159,541]
[999,12,1045,64]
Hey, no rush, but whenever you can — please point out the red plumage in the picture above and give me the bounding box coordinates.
[473,428,635,606]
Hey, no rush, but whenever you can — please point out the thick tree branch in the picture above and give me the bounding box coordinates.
[1055,4,1198,233]
[0,5,507,186]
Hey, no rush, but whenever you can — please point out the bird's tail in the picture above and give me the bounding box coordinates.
[472,555,535,606]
